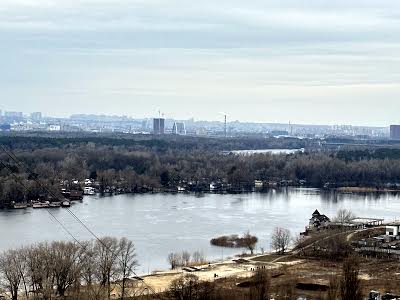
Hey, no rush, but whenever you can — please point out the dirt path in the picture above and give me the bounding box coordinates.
[140,228,382,294]
[141,254,293,293]
[345,226,385,241]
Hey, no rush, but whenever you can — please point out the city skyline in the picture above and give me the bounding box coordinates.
[1,0,400,126]
[0,108,394,128]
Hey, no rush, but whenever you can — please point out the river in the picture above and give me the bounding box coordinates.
[1,188,400,273]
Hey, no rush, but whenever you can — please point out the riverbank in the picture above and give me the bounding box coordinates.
[4,185,400,211]
[2,190,400,273]
[104,184,400,195]
[136,231,400,299]
[336,186,400,193]
[5,184,400,211]
[140,252,301,293]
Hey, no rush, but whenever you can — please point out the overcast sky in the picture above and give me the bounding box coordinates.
[1,0,400,126]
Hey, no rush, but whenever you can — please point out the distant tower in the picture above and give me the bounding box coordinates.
[289,121,293,136]
[218,112,228,138]
[224,114,227,138]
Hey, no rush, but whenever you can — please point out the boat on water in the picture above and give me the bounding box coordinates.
[177,186,186,192]
[32,201,50,209]
[61,200,71,208]
[49,202,61,208]
[13,203,28,209]
[83,187,96,195]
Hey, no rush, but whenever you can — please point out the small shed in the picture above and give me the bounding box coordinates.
[386,221,400,237]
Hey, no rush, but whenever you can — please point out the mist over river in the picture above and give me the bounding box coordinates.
[1,188,400,273]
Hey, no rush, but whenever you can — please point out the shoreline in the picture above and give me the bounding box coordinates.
[138,251,292,293]
[3,186,400,210]
[85,186,400,196]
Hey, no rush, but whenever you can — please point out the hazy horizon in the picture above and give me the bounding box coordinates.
[1,0,400,127]
[0,109,394,128]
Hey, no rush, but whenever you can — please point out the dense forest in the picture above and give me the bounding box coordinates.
[0,133,308,152]
[1,133,400,207]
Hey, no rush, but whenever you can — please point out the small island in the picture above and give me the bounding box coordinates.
[210,232,258,254]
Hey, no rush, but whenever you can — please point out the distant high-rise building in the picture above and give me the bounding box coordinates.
[390,125,400,139]
[4,111,23,122]
[4,111,23,118]
[172,122,186,135]
[141,120,149,131]
[153,118,165,135]
[30,112,42,122]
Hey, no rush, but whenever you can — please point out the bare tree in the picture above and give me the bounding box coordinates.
[60,155,88,181]
[0,250,23,300]
[94,237,120,300]
[17,249,29,300]
[24,245,43,297]
[327,275,340,300]
[250,269,270,300]
[271,227,291,254]
[168,274,201,300]
[168,253,180,270]
[50,241,83,297]
[293,235,307,256]
[0,237,140,300]
[334,209,355,225]
[192,251,205,264]
[27,242,55,300]
[80,241,107,300]
[181,251,191,267]
[243,231,258,255]
[340,256,362,300]
[116,238,138,300]
[97,169,117,192]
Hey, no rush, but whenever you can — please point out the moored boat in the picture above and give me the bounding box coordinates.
[83,187,96,195]
[32,201,50,209]
[13,203,28,209]
[61,200,71,208]
[49,202,61,208]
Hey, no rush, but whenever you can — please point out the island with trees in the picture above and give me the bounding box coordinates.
[2,133,400,208]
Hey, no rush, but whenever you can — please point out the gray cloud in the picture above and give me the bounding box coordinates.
[0,0,399,125]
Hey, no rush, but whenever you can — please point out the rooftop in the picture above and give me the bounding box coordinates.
[351,217,384,223]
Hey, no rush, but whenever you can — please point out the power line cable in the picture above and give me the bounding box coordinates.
[0,160,82,246]
[0,145,159,296]
[0,145,101,240]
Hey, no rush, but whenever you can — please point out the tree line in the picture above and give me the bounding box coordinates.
[167,251,207,270]
[0,237,138,300]
[2,135,400,207]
